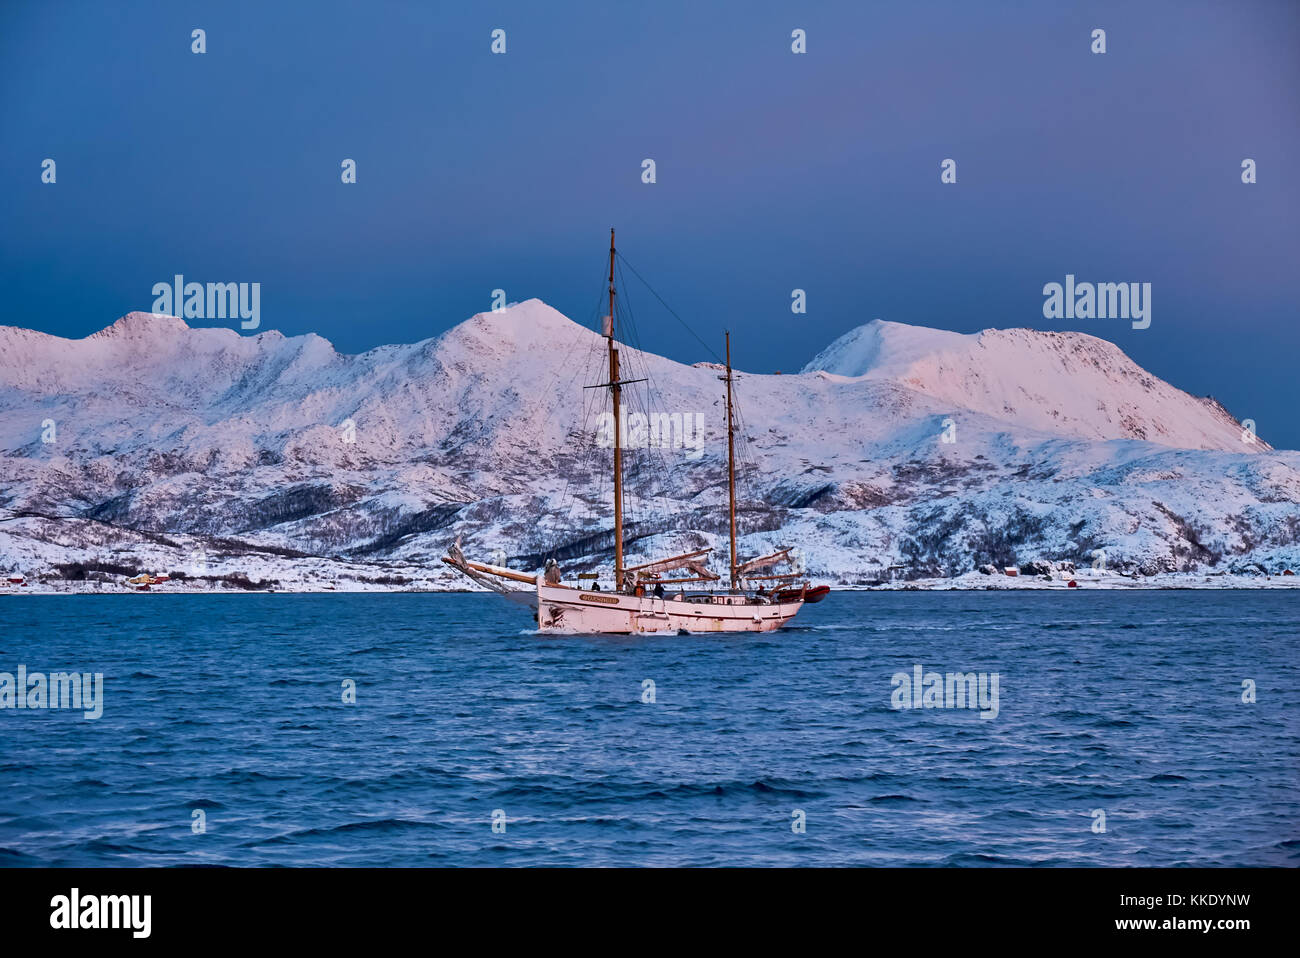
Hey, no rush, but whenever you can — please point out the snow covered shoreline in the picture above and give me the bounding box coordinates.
[5,568,1298,595]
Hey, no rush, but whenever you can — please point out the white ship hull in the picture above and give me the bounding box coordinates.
[536,583,804,634]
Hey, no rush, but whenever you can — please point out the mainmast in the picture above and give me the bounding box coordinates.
[607,228,624,590]
[724,332,738,591]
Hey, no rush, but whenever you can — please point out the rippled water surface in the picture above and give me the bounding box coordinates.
[1,591,1296,866]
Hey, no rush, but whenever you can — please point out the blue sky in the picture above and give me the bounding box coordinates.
[2,0,1297,446]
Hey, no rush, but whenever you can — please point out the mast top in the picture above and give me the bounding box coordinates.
[605,228,617,339]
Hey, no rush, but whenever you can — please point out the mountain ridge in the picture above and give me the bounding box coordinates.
[0,301,1296,588]
[802,318,1261,452]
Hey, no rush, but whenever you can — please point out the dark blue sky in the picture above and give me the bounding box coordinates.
[3,0,1297,446]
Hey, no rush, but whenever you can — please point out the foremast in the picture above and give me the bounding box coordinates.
[607,228,625,590]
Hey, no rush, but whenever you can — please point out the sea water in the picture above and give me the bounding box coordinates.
[1,591,1295,866]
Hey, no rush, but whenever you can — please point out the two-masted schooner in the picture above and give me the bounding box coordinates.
[443,230,828,634]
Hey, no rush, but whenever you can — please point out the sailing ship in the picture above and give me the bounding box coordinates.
[443,230,828,633]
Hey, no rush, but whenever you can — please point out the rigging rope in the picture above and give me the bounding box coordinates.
[615,251,725,365]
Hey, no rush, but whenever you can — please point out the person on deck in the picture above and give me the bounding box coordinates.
[543,558,561,585]
[591,581,601,591]
[653,582,665,599]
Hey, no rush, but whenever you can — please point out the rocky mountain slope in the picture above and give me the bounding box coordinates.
[1,302,1297,590]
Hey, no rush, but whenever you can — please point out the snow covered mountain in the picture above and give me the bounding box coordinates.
[1,302,1297,590]
[801,319,1259,452]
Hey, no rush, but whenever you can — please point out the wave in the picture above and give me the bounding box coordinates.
[490,778,826,803]
[244,818,443,845]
